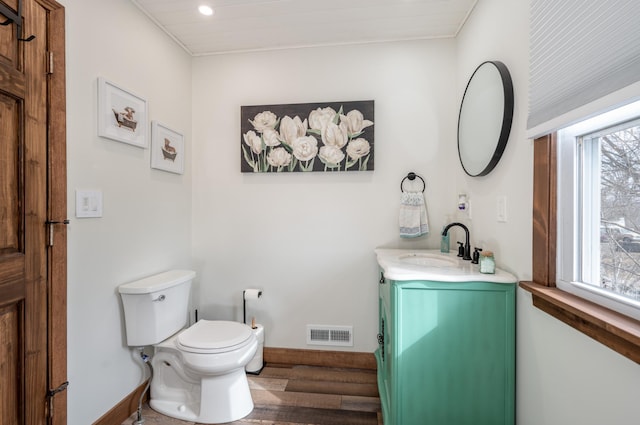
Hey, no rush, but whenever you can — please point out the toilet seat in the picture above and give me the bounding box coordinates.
[177,320,253,354]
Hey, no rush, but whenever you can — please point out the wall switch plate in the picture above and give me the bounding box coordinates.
[76,190,103,218]
[497,196,507,222]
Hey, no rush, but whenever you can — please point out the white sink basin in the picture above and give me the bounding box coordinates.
[374,248,517,283]
[397,253,458,267]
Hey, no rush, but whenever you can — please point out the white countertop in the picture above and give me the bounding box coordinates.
[375,248,517,284]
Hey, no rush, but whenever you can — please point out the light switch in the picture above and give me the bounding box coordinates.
[76,190,103,218]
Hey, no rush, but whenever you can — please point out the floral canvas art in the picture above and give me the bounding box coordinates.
[241,100,374,173]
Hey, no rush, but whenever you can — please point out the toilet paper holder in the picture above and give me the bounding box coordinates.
[243,289,262,326]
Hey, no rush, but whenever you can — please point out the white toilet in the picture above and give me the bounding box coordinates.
[118,270,258,424]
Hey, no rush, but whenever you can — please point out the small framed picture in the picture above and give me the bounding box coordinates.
[98,77,148,148]
[150,121,185,174]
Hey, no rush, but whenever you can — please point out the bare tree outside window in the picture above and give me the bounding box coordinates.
[599,123,640,301]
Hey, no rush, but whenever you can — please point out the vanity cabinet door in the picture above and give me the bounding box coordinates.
[381,279,515,425]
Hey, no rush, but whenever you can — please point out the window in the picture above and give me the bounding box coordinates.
[557,101,640,321]
[524,0,640,365]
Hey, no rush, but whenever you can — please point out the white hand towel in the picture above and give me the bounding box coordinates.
[399,191,429,238]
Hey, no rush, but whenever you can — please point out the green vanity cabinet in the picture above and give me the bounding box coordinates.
[375,274,516,425]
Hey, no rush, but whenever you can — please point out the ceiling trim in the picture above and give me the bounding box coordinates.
[456,0,478,36]
[130,0,195,56]
[190,34,455,57]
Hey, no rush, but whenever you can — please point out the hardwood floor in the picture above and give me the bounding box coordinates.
[122,364,382,425]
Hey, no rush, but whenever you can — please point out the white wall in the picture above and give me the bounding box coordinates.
[454,1,532,278]
[191,40,459,351]
[63,0,192,423]
[456,1,640,424]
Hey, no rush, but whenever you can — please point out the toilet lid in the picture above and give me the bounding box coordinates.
[177,320,253,352]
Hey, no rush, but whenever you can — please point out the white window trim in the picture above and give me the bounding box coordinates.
[557,100,640,321]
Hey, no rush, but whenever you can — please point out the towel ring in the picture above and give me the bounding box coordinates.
[400,172,426,193]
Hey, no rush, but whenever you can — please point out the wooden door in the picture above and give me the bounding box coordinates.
[0,0,66,424]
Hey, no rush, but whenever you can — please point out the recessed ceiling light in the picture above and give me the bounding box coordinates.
[198,5,214,16]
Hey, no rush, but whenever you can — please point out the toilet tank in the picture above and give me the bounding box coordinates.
[118,269,196,347]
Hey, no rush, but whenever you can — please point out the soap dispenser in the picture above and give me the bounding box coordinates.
[472,247,482,264]
[440,226,450,253]
[440,216,452,253]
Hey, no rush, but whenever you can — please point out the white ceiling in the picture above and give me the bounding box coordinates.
[131,0,478,56]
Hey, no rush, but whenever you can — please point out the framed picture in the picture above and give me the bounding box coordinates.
[98,77,148,148]
[150,121,185,174]
[240,100,374,173]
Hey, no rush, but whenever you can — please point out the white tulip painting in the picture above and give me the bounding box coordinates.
[241,101,374,173]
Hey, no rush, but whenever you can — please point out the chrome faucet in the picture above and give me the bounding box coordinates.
[442,222,472,260]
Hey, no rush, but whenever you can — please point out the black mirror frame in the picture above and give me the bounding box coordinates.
[457,60,514,177]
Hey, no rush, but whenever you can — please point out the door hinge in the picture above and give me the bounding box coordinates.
[46,381,69,419]
[47,51,53,74]
[48,381,69,397]
[46,219,69,246]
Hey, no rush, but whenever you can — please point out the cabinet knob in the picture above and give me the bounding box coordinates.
[379,273,386,284]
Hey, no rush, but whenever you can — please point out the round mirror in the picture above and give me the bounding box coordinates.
[457,61,514,177]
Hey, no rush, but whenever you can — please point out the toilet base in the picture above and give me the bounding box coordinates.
[149,323,258,423]
[151,364,254,424]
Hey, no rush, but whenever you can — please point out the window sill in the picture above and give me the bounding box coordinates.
[519,281,640,364]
